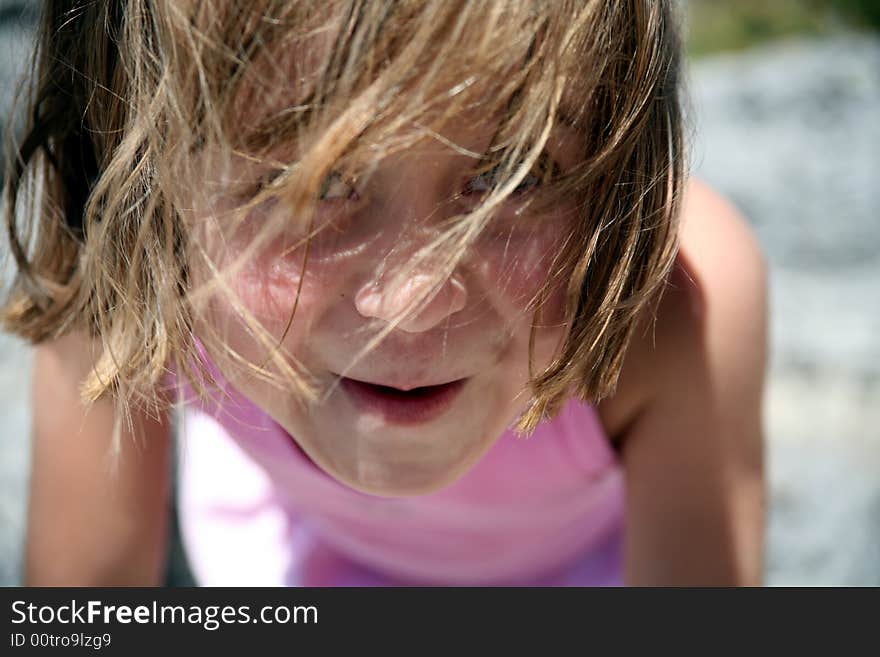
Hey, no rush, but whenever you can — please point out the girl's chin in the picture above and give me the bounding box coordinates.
[285,391,512,496]
[329,463,468,498]
[306,432,482,497]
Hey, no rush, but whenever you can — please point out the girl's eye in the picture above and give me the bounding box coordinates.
[462,163,542,197]
[467,172,541,195]
[253,169,281,192]
[319,170,357,201]
[249,169,357,201]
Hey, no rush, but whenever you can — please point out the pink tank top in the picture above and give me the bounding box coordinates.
[173,351,625,586]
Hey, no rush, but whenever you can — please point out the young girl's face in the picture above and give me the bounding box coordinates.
[189,87,584,496]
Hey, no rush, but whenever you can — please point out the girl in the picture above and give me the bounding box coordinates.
[4,0,767,586]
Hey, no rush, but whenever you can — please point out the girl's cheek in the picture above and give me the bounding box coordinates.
[475,222,569,323]
[190,230,332,347]
[219,203,377,323]
[236,259,320,326]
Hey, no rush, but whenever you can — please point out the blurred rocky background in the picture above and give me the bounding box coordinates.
[1,0,878,585]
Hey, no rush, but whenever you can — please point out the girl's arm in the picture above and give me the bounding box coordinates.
[604,180,767,585]
[26,330,172,585]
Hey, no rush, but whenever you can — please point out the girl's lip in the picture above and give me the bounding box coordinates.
[339,377,467,425]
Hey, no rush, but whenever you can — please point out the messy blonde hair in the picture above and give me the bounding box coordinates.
[3,0,684,435]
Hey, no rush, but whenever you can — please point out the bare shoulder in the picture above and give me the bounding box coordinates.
[597,178,769,440]
[675,178,768,325]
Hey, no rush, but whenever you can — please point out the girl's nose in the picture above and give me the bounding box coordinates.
[354,270,468,333]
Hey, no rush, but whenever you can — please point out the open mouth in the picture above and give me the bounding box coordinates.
[339,377,467,425]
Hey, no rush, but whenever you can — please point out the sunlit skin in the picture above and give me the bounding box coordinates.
[188,109,586,497]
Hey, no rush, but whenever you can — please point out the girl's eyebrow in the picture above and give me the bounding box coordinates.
[237,101,583,169]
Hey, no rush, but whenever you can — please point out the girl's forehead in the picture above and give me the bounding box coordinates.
[210,2,592,174]
[236,71,518,158]
[237,51,582,145]
[229,11,578,127]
